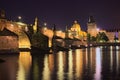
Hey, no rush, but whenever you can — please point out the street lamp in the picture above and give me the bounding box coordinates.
[18,16,22,20]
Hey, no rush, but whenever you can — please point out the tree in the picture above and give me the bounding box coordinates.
[87,33,96,43]
[103,33,109,42]
[87,33,91,43]
[91,36,96,42]
[96,32,109,42]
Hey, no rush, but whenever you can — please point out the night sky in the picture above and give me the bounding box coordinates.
[0,0,120,31]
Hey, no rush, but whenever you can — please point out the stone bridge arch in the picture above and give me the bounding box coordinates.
[0,20,31,49]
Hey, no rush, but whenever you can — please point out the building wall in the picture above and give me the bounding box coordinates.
[87,23,98,37]
[105,32,115,42]
[119,32,120,40]
[0,36,18,50]
[105,31,120,42]
[70,21,87,40]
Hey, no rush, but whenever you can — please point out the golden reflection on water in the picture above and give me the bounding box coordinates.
[14,46,120,80]
[68,50,73,80]
[42,55,51,80]
[75,49,83,79]
[85,48,88,67]
[48,54,54,72]
[17,52,32,80]
[1,46,120,80]
[57,51,64,80]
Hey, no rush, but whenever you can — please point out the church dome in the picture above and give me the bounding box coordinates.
[71,20,81,31]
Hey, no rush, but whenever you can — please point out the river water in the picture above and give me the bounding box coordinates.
[0,46,120,80]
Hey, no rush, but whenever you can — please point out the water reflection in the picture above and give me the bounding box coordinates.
[75,49,83,80]
[32,54,45,80]
[68,50,73,80]
[94,47,101,80]
[83,48,96,80]
[100,46,120,80]
[57,52,64,80]
[0,54,18,80]
[110,46,113,71]
[0,46,120,80]
[42,55,51,80]
[17,52,32,80]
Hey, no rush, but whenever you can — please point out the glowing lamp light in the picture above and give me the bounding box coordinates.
[18,16,22,20]
[44,23,47,26]
[43,27,47,30]
[97,28,100,31]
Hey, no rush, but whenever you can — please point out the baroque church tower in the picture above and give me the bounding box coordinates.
[87,16,98,37]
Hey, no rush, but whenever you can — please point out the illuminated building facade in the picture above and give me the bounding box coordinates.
[41,20,87,40]
[87,16,120,42]
[100,29,120,42]
[69,20,87,40]
[41,20,87,47]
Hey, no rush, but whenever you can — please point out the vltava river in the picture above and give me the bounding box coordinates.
[0,46,120,80]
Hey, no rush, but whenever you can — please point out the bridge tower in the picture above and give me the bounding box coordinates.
[87,16,98,37]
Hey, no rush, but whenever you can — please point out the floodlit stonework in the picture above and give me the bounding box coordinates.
[0,29,18,50]
[70,20,87,40]
[87,16,98,37]
[0,19,31,49]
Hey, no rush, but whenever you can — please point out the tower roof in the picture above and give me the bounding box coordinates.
[88,16,96,23]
